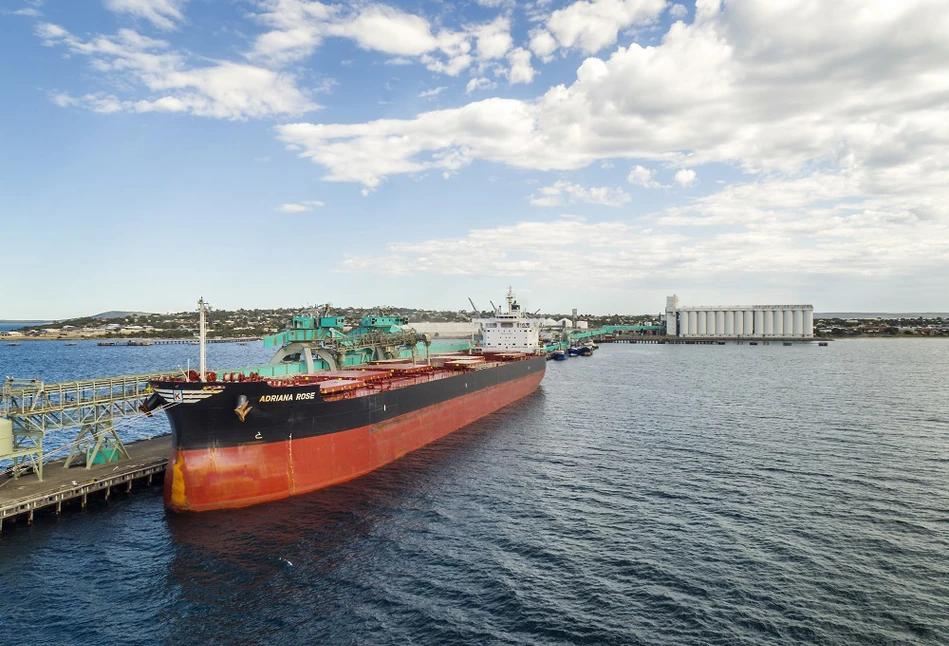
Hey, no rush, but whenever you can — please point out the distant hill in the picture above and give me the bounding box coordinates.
[90,311,153,319]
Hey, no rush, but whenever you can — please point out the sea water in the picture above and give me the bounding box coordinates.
[0,339,947,645]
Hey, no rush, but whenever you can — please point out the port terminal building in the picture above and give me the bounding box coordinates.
[664,296,814,339]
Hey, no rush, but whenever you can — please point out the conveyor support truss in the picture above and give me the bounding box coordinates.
[1,371,177,481]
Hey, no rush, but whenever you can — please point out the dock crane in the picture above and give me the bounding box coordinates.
[468,298,481,317]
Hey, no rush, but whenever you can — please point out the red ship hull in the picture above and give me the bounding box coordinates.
[164,369,543,512]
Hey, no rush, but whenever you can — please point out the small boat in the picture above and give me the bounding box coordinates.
[552,350,568,361]
[783,342,792,346]
[7,342,20,346]
[579,346,593,356]
[65,341,77,346]
[567,346,581,356]
[237,341,248,346]
[818,342,828,346]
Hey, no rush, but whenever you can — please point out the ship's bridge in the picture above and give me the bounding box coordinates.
[475,290,541,353]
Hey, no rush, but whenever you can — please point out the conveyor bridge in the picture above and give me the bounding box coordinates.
[0,371,179,481]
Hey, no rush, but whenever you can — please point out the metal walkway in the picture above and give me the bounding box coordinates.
[1,370,179,481]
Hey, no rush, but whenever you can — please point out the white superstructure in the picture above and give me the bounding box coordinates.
[475,288,542,352]
[665,295,814,338]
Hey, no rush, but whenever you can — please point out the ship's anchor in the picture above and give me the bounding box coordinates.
[234,395,253,422]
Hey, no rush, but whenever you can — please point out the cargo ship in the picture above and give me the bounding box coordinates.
[143,291,545,512]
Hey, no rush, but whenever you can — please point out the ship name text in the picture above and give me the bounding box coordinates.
[259,392,316,403]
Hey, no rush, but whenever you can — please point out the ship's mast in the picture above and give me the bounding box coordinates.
[506,286,514,313]
[198,297,207,382]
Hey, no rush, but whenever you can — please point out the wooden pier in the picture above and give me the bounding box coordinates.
[97,336,261,346]
[0,435,169,531]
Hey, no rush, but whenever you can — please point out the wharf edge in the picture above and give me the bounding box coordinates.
[0,436,168,531]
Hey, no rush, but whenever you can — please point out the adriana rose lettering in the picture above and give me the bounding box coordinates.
[259,391,316,403]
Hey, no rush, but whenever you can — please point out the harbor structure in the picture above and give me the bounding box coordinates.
[664,295,814,339]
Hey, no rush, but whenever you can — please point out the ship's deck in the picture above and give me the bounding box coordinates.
[155,353,540,402]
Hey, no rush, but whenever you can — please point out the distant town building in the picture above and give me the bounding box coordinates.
[552,318,588,329]
[664,295,814,338]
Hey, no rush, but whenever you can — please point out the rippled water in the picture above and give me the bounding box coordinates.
[1,340,948,645]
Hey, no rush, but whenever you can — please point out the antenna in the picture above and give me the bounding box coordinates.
[198,297,207,382]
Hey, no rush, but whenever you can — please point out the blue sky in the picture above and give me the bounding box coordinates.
[2,0,948,319]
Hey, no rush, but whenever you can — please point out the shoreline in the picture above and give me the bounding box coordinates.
[1,334,478,342]
[3,334,947,342]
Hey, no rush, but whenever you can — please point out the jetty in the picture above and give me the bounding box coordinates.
[0,435,168,530]
[97,336,260,346]
[0,371,182,530]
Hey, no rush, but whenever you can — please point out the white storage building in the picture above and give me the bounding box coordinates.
[664,295,814,338]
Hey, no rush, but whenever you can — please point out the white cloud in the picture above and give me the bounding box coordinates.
[49,92,76,108]
[465,77,496,94]
[275,0,949,196]
[339,168,949,288]
[529,29,558,63]
[248,1,492,77]
[628,164,663,188]
[421,52,472,77]
[470,16,512,60]
[654,170,949,278]
[340,216,685,281]
[277,200,324,213]
[530,180,631,207]
[668,3,687,19]
[246,3,534,80]
[543,0,668,55]
[6,7,41,17]
[104,0,187,30]
[506,48,535,85]
[273,0,949,286]
[51,91,129,113]
[249,25,324,66]
[418,86,447,99]
[673,168,696,187]
[329,5,449,56]
[38,24,317,119]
